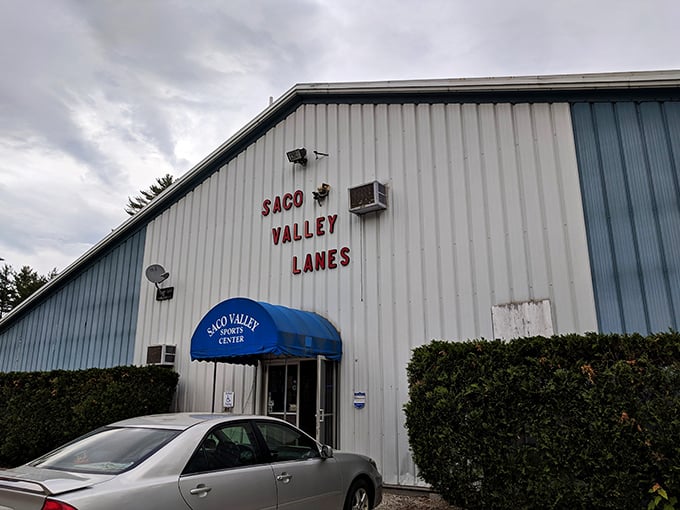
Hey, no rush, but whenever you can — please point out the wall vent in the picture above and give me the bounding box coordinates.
[146,344,177,366]
[348,181,387,215]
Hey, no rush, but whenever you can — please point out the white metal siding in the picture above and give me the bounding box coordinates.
[134,101,597,486]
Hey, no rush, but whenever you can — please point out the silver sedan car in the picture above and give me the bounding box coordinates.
[0,413,382,510]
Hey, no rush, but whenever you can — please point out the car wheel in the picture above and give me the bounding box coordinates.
[344,479,372,510]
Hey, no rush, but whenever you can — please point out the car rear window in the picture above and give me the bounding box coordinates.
[31,427,180,474]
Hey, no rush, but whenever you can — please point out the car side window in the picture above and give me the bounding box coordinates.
[183,422,261,475]
[254,421,320,462]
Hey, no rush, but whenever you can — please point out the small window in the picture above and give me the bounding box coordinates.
[183,422,261,475]
[254,421,320,462]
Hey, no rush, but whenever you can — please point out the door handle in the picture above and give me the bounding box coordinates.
[276,472,293,484]
[189,484,212,497]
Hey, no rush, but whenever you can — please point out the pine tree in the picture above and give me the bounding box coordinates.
[125,174,175,215]
[0,264,17,318]
[0,264,57,317]
[12,266,56,308]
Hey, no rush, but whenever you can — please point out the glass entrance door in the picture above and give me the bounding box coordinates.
[316,356,336,446]
[266,362,299,426]
[264,358,337,446]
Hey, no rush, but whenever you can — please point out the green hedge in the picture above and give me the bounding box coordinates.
[404,332,680,510]
[0,365,179,467]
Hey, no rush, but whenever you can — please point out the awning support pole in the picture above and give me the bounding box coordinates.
[253,362,258,414]
[211,361,217,413]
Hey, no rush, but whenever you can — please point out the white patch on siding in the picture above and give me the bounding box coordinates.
[492,299,554,340]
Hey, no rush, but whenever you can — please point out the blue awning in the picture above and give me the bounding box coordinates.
[190,298,342,365]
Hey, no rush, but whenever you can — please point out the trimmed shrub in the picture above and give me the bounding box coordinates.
[404,332,680,510]
[0,365,179,467]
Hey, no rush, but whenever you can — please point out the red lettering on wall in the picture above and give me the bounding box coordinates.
[272,227,281,245]
[327,214,338,234]
[293,223,302,241]
[303,254,314,272]
[315,251,326,270]
[293,189,304,207]
[340,246,351,266]
[271,216,340,245]
[272,196,282,214]
[263,190,350,275]
[327,249,337,269]
[261,190,304,216]
[290,247,351,274]
[281,225,292,243]
[282,193,293,210]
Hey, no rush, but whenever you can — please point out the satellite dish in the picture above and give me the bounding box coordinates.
[145,264,169,284]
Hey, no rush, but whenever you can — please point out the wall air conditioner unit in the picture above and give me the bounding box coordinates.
[146,344,177,366]
[348,180,388,215]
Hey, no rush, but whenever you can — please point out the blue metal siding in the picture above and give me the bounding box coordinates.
[0,228,146,372]
[572,101,680,334]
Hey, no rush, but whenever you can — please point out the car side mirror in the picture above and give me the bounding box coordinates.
[320,444,333,459]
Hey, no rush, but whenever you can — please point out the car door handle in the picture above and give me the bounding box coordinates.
[276,472,293,484]
[189,484,212,497]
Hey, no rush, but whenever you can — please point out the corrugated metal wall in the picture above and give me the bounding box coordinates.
[572,101,680,334]
[0,228,146,372]
[136,101,597,486]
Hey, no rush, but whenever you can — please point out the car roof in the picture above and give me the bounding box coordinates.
[108,413,264,430]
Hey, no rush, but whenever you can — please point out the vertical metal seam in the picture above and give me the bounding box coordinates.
[494,105,514,302]
[591,102,626,331]
[614,103,650,332]
[550,104,577,329]
[386,103,401,484]
[658,102,680,328]
[531,104,554,304]
[397,104,412,486]
[360,105,367,304]
[430,105,445,335]
[512,105,533,299]
[634,101,669,329]
[573,103,604,331]
[414,104,427,338]
[477,105,495,307]
[445,105,463,340]
[371,102,386,485]
[461,106,480,333]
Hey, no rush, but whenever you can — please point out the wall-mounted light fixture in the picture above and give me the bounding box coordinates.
[313,183,331,205]
[286,148,308,166]
[145,264,174,301]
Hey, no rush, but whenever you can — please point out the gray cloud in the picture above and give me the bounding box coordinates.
[0,0,678,274]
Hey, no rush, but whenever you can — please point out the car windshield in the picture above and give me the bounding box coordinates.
[31,427,181,474]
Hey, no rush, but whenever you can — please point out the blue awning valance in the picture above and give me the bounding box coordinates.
[190,298,342,365]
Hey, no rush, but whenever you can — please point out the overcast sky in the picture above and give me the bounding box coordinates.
[1,0,678,275]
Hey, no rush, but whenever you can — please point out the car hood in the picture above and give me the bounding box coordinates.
[0,465,115,495]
